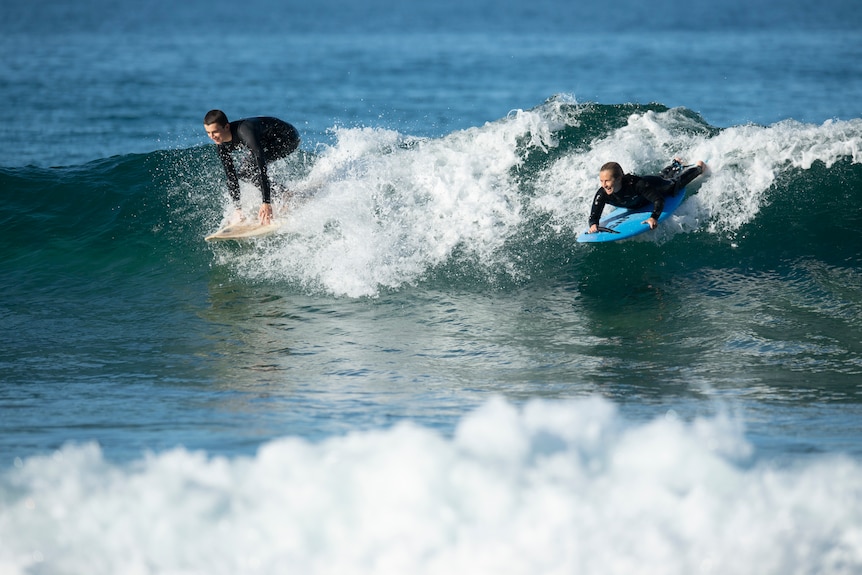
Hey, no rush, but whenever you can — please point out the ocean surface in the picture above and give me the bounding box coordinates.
[2,0,862,573]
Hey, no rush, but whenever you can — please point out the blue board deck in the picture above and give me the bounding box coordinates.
[576,189,687,243]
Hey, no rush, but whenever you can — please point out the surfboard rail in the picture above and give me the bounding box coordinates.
[205,220,282,241]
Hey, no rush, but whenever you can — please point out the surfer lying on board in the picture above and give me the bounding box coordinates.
[204,110,301,225]
[587,159,707,233]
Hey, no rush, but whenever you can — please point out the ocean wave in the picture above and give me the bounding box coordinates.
[1,396,860,575]
[2,101,861,297]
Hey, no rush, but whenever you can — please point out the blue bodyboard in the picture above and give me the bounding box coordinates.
[576,188,687,243]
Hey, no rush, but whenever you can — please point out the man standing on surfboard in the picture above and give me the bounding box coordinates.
[204,110,301,225]
[588,159,707,233]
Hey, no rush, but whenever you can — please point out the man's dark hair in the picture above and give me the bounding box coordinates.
[204,109,229,126]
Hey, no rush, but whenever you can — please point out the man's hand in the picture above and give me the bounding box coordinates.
[589,224,598,234]
[642,217,658,229]
[259,203,273,225]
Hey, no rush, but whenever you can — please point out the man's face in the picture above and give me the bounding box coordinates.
[204,122,231,144]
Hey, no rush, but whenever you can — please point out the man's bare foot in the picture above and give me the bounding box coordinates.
[227,209,244,225]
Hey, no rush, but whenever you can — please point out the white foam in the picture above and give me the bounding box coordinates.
[535,108,862,238]
[210,104,862,295]
[218,111,556,297]
[2,396,860,575]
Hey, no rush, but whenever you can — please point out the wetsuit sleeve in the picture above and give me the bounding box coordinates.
[588,188,608,227]
[235,121,273,204]
[217,145,241,206]
[635,177,671,221]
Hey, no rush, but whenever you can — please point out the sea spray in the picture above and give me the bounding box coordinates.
[199,102,862,296]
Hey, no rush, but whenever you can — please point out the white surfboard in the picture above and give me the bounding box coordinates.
[205,220,282,241]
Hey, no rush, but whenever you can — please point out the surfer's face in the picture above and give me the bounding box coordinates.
[204,122,231,144]
[599,170,621,195]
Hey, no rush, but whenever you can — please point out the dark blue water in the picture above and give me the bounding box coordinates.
[1,1,861,573]
[3,0,861,167]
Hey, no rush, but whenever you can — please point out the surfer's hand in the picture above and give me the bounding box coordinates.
[642,217,658,229]
[259,203,273,225]
[589,224,598,234]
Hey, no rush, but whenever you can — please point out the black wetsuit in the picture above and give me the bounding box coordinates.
[588,162,703,228]
[216,117,301,206]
